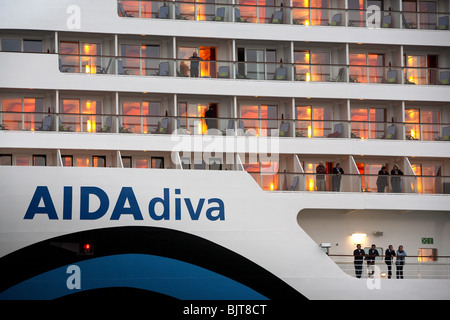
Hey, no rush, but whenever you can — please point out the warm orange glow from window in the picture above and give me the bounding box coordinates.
[308,178,315,191]
[270,183,274,191]
[307,125,312,137]
[306,72,311,82]
[410,129,416,139]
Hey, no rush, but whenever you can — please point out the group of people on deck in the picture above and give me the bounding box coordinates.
[353,244,407,279]
[315,163,404,193]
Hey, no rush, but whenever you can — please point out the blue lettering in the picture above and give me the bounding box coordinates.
[24,186,58,220]
[184,198,205,220]
[63,186,73,220]
[148,188,170,220]
[206,198,225,221]
[111,187,143,220]
[80,187,109,220]
[24,187,225,221]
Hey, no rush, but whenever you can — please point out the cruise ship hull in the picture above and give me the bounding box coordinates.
[1,166,449,300]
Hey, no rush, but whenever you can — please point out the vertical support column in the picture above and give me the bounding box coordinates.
[400,45,404,84]
[401,100,405,141]
[232,39,236,79]
[346,99,351,139]
[288,0,293,24]
[117,150,123,168]
[231,0,235,22]
[349,155,362,192]
[173,36,177,77]
[55,90,59,132]
[233,95,238,137]
[115,34,119,75]
[345,43,350,83]
[54,31,59,53]
[290,41,294,81]
[115,91,119,133]
[291,97,296,137]
[56,149,63,167]
[174,93,178,133]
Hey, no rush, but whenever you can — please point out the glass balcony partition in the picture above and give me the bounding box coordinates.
[3,105,449,141]
[116,0,450,31]
[57,53,450,86]
[247,172,450,194]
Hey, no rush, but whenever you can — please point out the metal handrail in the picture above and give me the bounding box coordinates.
[1,111,449,127]
[118,0,450,16]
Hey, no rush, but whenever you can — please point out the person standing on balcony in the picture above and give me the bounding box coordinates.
[353,244,365,279]
[205,106,217,131]
[332,162,344,191]
[390,164,404,193]
[385,245,396,279]
[376,165,389,192]
[316,161,327,191]
[396,245,407,279]
[189,51,201,77]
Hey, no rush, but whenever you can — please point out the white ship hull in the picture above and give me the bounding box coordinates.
[1,166,448,300]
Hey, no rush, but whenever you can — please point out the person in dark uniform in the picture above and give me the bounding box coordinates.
[366,244,379,278]
[332,162,344,191]
[385,245,396,279]
[189,51,201,77]
[353,244,365,278]
[204,106,217,131]
[376,165,389,192]
[390,164,404,193]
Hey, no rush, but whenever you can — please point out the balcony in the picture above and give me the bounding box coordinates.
[247,171,450,195]
[58,53,450,86]
[2,110,449,142]
[117,0,450,32]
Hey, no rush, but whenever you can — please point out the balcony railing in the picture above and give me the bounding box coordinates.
[117,0,450,31]
[329,255,450,279]
[58,54,450,86]
[1,112,449,142]
[247,171,450,195]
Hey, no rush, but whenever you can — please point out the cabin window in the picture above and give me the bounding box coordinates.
[60,41,101,73]
[135,157,149,168]
[295,105,332,138]
[61,155,73,167]
[122,156,132,168]
[294,51,330,82]
[0,154,12,166]
[23,39,43,53]
[60,99,102,132]
[351,108,385,139]
[121,100,161,134]
[405,108,440,141]
[418,248,437,262]
[243,156,279,190]
[33,155,46,166]
[76,156,90,167]
[120,44,159,76]
[1,39,21,52]
[411,163,442,194]
[151,157,164,169]
[240,104,277,137]
[349,53,385,83]
[93,156,106,168]
[0,97,44,131]
[15,155,30,166]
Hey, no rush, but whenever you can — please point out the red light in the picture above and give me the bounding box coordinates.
[82,243,93,254]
